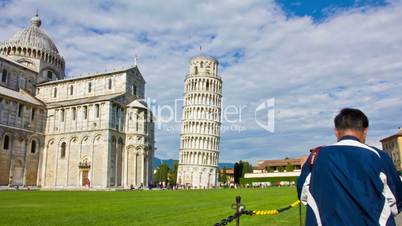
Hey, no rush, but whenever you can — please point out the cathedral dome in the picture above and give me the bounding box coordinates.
[2,14,59,53]
[0,14,65,79]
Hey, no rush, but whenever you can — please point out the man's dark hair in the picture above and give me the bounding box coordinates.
[334,108,369,131]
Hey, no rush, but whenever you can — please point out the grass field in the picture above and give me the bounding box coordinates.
[0,187,304,226]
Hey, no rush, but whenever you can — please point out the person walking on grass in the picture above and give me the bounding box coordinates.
[297,108,402,226]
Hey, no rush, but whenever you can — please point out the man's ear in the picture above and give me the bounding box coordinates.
[361,128,369,143]
[334,128,340,139]
[363,128,368,137]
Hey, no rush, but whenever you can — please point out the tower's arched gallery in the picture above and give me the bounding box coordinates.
[177,56,222,188]
[0,14,155,189]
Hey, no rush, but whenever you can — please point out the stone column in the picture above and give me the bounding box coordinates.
[144,153,148,187]
[134,152,137,186]
[22,138,28,186]
[41,141,49,187]
[123,147,128,188]
[141,152,144,186]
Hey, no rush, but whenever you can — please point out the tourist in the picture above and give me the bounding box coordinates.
[297,108,402,225]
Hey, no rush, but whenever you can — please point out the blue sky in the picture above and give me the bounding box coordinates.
[0,0,401,163]
[276,0,388,21]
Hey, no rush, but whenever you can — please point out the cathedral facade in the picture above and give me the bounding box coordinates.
[0,14,155,189]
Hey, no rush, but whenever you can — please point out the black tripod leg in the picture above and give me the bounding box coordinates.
[299,201,302,226]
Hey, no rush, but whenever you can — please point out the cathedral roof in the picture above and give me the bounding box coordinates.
[0,86,44,106]
[0,14,59,54]
[36,66,141,86]
[45,93,124,108]
[0,55,37,73]
[127,99,148,109]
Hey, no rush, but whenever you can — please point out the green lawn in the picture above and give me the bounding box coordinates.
[0,187,304,226]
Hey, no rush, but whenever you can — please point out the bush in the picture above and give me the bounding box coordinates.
[286,162,294,172]
[239,176,299,185]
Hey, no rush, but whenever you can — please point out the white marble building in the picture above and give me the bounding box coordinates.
[177,56,222,189]
[0,14,155,189]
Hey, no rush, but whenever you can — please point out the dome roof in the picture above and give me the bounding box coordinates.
[1,14,59,53]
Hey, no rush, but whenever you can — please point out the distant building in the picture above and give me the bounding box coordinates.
[219,168,234,184]
[380,128,402,171]
[253,156,308,173]
[243,156,308,184]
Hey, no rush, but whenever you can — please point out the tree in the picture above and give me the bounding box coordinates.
[286,162,294,172]
[234,160,253,184]
[234,161,243,184]
[241,161,253,176]
[154,163,170,185]
[168,161,179,185]
[277,166,285,172]
[265,166,274,173]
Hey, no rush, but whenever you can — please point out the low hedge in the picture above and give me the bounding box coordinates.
[239,176,299,185]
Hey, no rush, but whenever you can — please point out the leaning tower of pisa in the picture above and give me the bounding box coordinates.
[177,55,222,189]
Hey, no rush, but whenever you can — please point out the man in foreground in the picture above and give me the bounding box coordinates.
[297,108,402,226]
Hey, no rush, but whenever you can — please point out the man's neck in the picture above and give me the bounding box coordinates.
[336,129,366,143]
[338,135,360,142]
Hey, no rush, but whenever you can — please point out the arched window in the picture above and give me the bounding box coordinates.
[31,140,36,154]
[135,114,139,131]
[95,104,100,118]
[3,135,9,150]
[144,112,148,134]
[72,107,76,120]
[83,106,88,119]
[53,87,57,98]
[132,84,137,96]
[60,109,65,122]
[47,71,53,80]
[70,85,74,95]
[60,142,66,158]
[108,79,112,90]
[18,104,23,117]
[1,69,7,83]
[200,61,204,68]
[88,82,92,93]
[194,66,198,75]
[31,108,35,120]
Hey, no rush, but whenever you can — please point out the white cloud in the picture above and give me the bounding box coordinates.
[1,0,401,163]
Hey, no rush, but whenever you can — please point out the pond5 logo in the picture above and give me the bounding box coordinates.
[254,98,275,132]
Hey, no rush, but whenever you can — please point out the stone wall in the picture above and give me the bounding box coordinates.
[125,69,145,99]
[0,57,45,187]
[36,72,127,103]
[382,136,402,171]
[0,97,46,133]
[0,127,43,186]
[46,101,112,135]
[42,131,109,188]
[0,57,38,94]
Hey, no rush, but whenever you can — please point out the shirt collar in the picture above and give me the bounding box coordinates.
[338,135,360,142]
